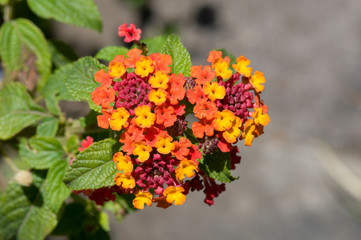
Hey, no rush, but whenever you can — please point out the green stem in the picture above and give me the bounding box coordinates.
[3,4,13,22]
[0,145,18,172]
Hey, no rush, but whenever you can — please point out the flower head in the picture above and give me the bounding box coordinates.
[194,100,217,120]
[113,152,133,175]
[175,159,198,181]
[213,110,236,131]
[118,23,142,43]
[203,81,226,101]
[78,136,94,152]
[149,88,167,105]
[114,173,135,189]
[135,56,154,78]
[149,71,169,89]
[132,141,152,162]
[190,65,216,85]
[91,86,115,108]
[109,55,126,79]
[250,71,266,93]
[94,69,112,87]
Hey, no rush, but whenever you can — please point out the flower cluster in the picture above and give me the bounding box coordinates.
[88,24,270,210]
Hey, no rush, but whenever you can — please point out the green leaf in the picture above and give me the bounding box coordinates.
[0,18,51,90]
[0,165,70,240]
[27,0,102,31]
[95,46,128,62]
[19,136,65,169]
[160,34,192,76]
[0,0,9,5]
[36,117,59,137]
[66,135,79,154]
[199,150,238,183]
[48,39,78,68]
[142,35,167,54]
[0,83,46,140]
[64,139,118,190]
[41,63,76,115]
[65,57,106,113]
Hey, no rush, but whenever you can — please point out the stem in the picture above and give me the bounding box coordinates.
[3,4,13,22]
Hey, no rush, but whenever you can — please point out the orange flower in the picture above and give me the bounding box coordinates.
[168,73,186,104]
[113,152,133,175]
[109,55,126,79]
[193,100,217,120]
[186,85,207,105]
[175,159,198,181]
[203,81,226,101]
[163,186,186,205]
[133,191,153,209]
[124,48,143,68]
[114,172,135,189]
[135,56,154,77]
[150,53,172,74]
[155,104,177,128]
[91,86,115,108]
[94,69,112,87]
[135,105,155,128]
[250,71,266,93]
[190,65,216,85]
[132,141,152,162]
[97,107,113,129]
[171,137,192,160]
[232,56,252,77]
[213,110,236,131]
[192,118,215,138]
[109,107,130,131]
[207,50,223,64]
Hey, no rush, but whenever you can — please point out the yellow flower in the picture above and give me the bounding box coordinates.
[109,107,129,131]
[222,117,242,143]
[135,56,154,77]
[252,107,270,126]
[133,191,153,209]
[113,152,133,175]
[163,186,186,205]
[175,159,198,181]
[250,71,266,93]
[135,105,155,128]
[109,56,126,79]
[149,71,169,89]
[154,137,175,154]
[132,141,152,162]
[241,119,256,147]
[203,81,226,101]
[114,172,135,189]
[213,110,236,131]
[213,59,232,79]
[232,56,252,77]
[148,88,167,105]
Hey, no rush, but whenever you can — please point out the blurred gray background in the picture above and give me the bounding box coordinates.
[53,0,361,239]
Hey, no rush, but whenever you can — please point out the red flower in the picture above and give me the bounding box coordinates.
[118,23,142,43]
[79,136,94,152]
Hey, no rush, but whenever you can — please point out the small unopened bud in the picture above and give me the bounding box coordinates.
[14,170,33,187]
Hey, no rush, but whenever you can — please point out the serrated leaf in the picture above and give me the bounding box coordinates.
[0,83,47,139]
[95,46,128,62]
[41,63,76,115]
[160,34,192,76]
[142,35,167,54]
[36,117,59,137]
[0,18,51,90]
[65,57,106,113]
[64,138,118,190]
[27,0,102,31]
[0,165,70,240]
[199,150,238,183]
[48,39,78,68]
[19,136,65,169]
